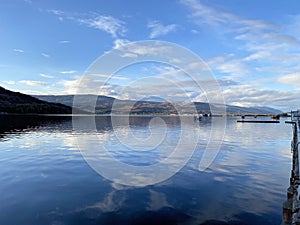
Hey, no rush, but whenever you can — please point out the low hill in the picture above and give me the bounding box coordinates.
[0,86,72,114]
[34,94,282,115]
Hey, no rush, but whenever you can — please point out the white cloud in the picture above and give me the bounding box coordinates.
[114,41,174,58]
[41,53,50,58]
[180,0,235,27]
[59,40,70,44]
[235,32,300,55]
[242,51,271,62]
[19,80,47,86]
[180,0,300,88]
[40,73,54,79]
[59,77,81,94]
[285,15,300,38]
[2,80,16,85]
[277,73,300,86]
[191,83,300,111]
[220,85,300,111]
[47,9,64,16]
[148,20,177,38]
[180,0,275,32]
[13,49,24,53]
[113,39,130,49]
[207,55,249,78]
[76,62,230,103]
[59,76,115,95]
[60,70,77,74]
[56,72,131,95]
[191,29,199,34]
[48,9,126,38]
[79,15,126,38]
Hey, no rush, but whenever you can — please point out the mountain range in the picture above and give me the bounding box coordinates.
[34,94,283,115]
[0,86,283,115]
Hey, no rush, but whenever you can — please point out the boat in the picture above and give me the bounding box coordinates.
[271,115,280,120]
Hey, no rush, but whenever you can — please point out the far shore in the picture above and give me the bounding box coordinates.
[0,112,290,117]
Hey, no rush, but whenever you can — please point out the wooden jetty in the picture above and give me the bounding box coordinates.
[237,120,280,123]
[282,110,300,225]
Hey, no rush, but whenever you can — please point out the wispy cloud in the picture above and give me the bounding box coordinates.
[48,9,127,38]
[59,40,70,44]
[41,53,50,58]
[277,73,300,86]
[207,55,249,78]
[180,0,300,89]
[60,70,77,74]
[19,80,47,86]
[78,15,126,38]
[40,73,54,79]
[180,0,276,32]
[47,9,65,16]
[111,41,175,58]
[221,85,300,111]
[113,39,130,49]
[59,76,82,94]
[180,0,235,27]
[191,29,200,34]
[13,48,24,53]
[190,83,300,111]
[2,80,16,85]
[148,20,177,38]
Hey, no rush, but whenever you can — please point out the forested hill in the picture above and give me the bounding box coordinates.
[0,86,72,114]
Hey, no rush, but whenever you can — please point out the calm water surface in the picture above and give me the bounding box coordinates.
[0,115,292,225]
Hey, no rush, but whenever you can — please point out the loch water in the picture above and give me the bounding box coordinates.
[0,115,292,225]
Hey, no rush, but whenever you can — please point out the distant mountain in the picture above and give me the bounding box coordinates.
[223,105,282,115]
[0,86,72,114]
[34,94,282,115]
[35,94,116,114]
[34,95,114,107]
[252,106,283,115]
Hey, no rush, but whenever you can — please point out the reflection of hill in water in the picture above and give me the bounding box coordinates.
[0,115,200,140]
[0,115,72,140]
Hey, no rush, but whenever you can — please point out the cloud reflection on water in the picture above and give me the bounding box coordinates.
[0,115,292,225]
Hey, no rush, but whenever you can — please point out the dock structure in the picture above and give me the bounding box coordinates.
[237,120,280,123]
[282,110,300,225]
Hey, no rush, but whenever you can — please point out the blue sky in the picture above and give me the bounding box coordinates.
[1,0,300,111]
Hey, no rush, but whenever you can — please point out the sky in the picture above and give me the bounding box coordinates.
[1,0,300,111]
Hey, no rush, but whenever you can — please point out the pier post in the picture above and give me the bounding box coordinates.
[283,110,300,225]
